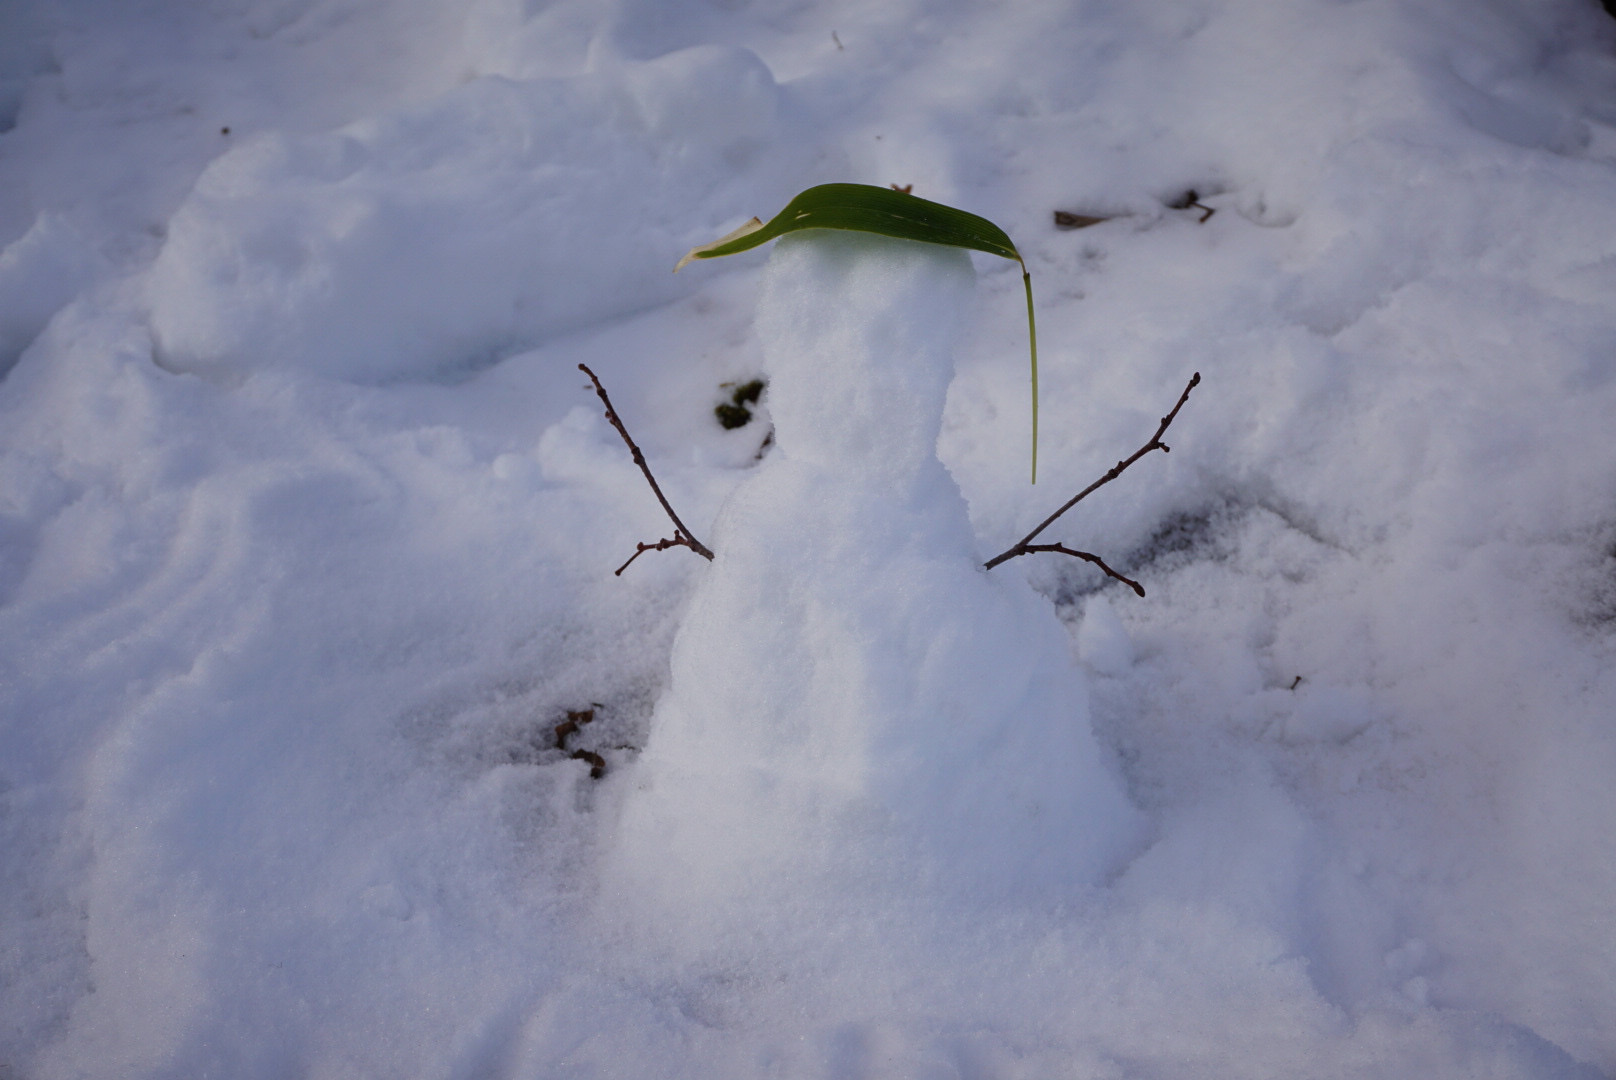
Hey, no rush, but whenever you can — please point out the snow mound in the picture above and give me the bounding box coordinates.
[147,45,784,383]
[0,212,105,378]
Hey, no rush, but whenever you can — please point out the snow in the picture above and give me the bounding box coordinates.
[146,44,791,382]
[2,0,1616,1076]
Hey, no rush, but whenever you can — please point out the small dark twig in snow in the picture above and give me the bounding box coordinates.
[579,363,715,573]
[555,706,607,779]
[1053,210,1109,230]
[553,707,597,750]
[1168,189,1216,223]
[570,749,607,779]
[983,372,1201,591]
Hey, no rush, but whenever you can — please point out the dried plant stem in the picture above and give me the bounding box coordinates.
[983,372,1201,588]
[554,707,607,779]
[578,363,715,574]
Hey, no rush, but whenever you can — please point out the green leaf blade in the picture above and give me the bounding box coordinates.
[679,183,1022,266]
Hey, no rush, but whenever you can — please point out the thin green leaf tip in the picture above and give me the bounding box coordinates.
[677,183,1041,483]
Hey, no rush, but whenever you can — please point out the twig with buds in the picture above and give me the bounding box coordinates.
[579,363,715,575]
[983,372,1201,596]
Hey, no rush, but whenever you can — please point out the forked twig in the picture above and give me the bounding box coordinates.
[983,372,1201,590]
[615,536,702,576]
[579,363,715,574]
[1016,545,1145,597]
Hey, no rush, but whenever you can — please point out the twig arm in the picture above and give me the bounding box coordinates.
[983,372,1200,581]
[579,363,715,570]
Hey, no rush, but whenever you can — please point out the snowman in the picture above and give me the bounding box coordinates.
[609,231,1142,933]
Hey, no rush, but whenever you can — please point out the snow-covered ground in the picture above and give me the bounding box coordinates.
[4,0,1616,1075]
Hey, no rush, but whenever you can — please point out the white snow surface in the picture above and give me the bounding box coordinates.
[3,0,1616,1076]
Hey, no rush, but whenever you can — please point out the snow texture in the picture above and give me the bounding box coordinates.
[3,0,1616,1076]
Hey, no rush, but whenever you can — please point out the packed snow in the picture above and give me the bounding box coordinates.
[611,234,1142,932]
[3,0,1616,1076]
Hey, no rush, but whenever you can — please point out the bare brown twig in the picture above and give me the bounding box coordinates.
[1016,545,1145,597]
[615,536,703,576]
[554,706,607,778]
[579,363,715,573]
[983,372,1201,591]
[1168,189,1217,223]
